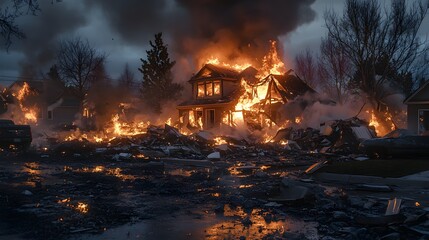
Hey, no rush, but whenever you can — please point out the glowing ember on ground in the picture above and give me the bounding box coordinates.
[213,137,227,145]
[58,198,71,204]
[76,202,89,214]
[57,198,89,214]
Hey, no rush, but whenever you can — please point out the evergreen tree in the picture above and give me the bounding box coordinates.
[139,32,182,113]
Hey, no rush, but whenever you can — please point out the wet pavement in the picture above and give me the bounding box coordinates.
[1,150,429,240]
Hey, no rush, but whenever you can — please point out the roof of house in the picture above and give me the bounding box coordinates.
[9,80,44,93]
[179,64,324,109]
[404,81,429,104]
[272,74,316,100]
[52,87,80,108]
[189,64,241,83]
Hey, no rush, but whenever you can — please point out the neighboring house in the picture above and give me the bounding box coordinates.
[404,81,429,134]
[4,80,80,127]
[46,88,81,126]
[177,64,323,131]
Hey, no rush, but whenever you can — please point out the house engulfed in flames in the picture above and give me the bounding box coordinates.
[177,63,330,131]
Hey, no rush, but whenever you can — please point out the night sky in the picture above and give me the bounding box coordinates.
[0,0,428,87]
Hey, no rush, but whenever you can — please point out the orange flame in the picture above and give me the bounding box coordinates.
[11,82,39,124]
[205,41,286,132]
[367,110,396,136]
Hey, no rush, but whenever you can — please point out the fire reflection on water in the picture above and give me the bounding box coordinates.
[65,165,136,181]
[205,205,287,239]
[57,197,89,214]
[21,162,42,187]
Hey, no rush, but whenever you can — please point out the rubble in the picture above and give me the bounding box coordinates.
[270,117,376,154]
[0,121,427,240]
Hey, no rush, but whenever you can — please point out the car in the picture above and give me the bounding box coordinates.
[359,129,429,158]
[0,119,32,150]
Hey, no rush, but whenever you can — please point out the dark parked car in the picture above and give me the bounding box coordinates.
[359,129,429,158]
[0,119,32,149]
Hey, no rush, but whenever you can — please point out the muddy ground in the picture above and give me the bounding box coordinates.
[0,149,428,240]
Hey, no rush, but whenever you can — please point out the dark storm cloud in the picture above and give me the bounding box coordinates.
[15,1,89,76]
[85,0,173,45]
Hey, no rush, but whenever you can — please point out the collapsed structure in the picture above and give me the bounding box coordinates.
[177,63,334,132]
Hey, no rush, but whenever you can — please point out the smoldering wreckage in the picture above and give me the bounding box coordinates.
[1,48,429,240]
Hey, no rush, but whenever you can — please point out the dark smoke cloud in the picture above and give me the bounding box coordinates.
[175,0,316,58]
[0,0,317,85]
[14,1,88,76]
[87,0,316,67]
[85,0,174,45]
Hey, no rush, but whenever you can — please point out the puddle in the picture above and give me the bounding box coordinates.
[72,207,318,240]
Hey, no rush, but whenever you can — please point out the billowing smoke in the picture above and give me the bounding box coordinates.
[12,1,89,76]
[174,0,316,66]
[0,0,318,88]
[87,0,316,72]
[4,0,317,81]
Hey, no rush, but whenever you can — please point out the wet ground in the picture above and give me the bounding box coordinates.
[0,150,428,240]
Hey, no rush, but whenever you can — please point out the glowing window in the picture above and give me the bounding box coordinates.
[197,83,205,98]
[206,81,213,96]
[214,81,221,95]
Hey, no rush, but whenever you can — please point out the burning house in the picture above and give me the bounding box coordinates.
[177,62,326,132]
[2,79,80,127]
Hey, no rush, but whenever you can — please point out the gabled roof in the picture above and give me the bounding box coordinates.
[255,74,316,104]
[50,87,80,108]
[189,64,240,82]
[274,74,316,100]
[404,81,429,104]
[9,80,44,93]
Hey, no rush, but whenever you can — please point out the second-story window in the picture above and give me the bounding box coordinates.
[214,81,221,95]
[197,80,222,98]
[197,83,205,98]
[206,81,213,96]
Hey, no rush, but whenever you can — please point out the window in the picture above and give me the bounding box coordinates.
[197,80,221,98]
[214,81,221,95]
[47,110,53,120]
[418,109,429,134]
[83,108,90,117]
[206,81,213,96]
[197,83,205,98]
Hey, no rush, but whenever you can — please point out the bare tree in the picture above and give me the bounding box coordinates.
[57,37,105,104]
[0,0,40,49]
[318,37,353,105]
[118,63,136,91]
[294,49,318,89]
[325,0,429,107]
